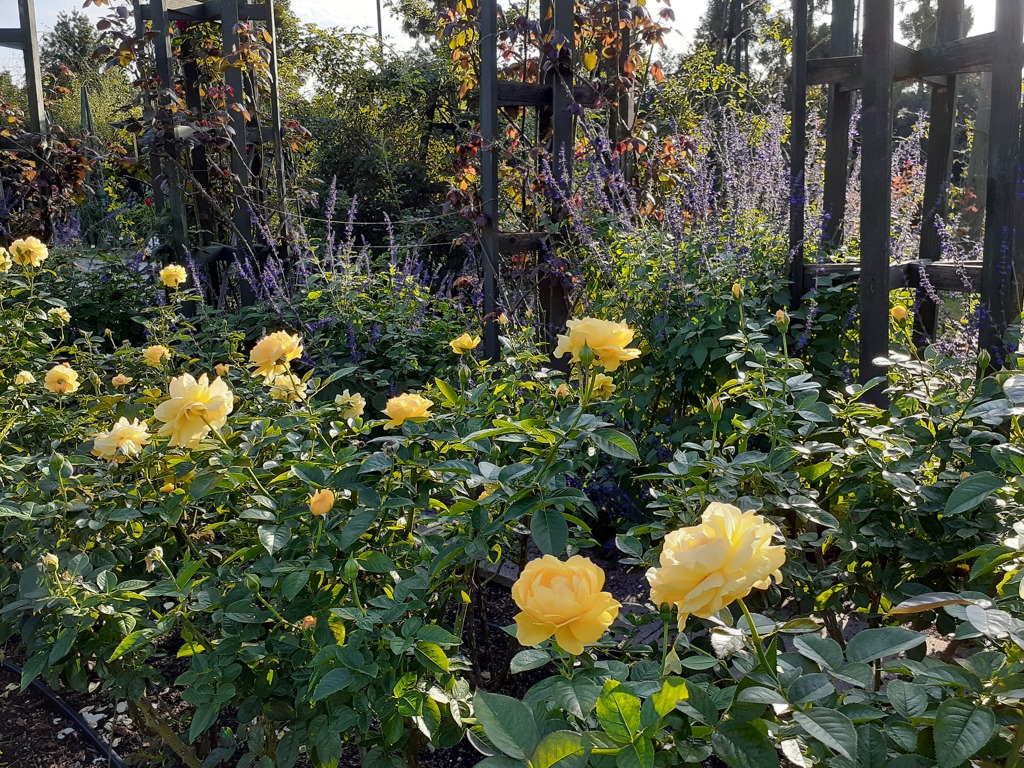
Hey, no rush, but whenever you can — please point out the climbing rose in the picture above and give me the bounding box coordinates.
[44,364,79,394]
[14,370,35,386]
[9,236,48,267]
[160,264,188,288]
[143,344,170,367]
[449,333,481,354]
[249,331,303,380]
[153,373,233,448]
[91,417,151,462]
[335,389,366,419]
[554,317,641,371]
[382,393,433,429]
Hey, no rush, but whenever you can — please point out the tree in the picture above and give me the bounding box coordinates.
[41,11,101,82]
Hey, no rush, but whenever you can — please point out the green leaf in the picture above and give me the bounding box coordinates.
[889,592,975,615]
[886,680,928,719]
[434,377,460,406]
[652,678,688,717]
[312,668,353,702]
[530,731,589,768]
[413,641,450,674]
[787,673,834,704]
[616,738,654,768]
[531,508,568,555]
[107,629,153,661]
[944,472,1004,516]
[711,720,779,768]
[792,635,844,670]
[933,699,996,768]
[857,725,888,768]
[510,649,551,674]
[474,758,526,768]
[590,429,639,460]
[189,703,219,743]
[49,629,76,665]
[257,524,290,555]
[1002,374,1024,403]
[596,681,641,744]
[792,708,857,760]
[473,691,539,760]
[339,509,377,549]
[845,627,925,663]
[188,471,223,500]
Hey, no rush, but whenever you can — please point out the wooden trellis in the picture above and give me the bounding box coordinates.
[133,0,287,282]
[790,0,1024,403]
[0,0,46,134]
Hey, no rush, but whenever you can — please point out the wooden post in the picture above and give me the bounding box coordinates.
[17,0,45,134]
[915,0,963,347]
[964,71,991,241]
[222,0,253,251]
[979,0,1024,365]
[789,0,807,308]
[266,0,288,237]
[820,0,855,249]
[859,0,894,403]
[480,0,500,361]
[151,0,188,258]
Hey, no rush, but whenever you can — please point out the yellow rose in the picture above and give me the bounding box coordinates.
[300,615,318,631]
[0,247,11,273]
[143,344,170,367]
[160,482,176,494]
[309,489,335,516]
[159,264,188,288]
[449,333,481,355]
[91,417,151,462]
[335,389,366,419]
[111,374,132,387]
[44,364,80,394]
[382,393,434,429]
[646,502,786,630]
[215,364,230,377]
[731,282,744,300]
[13,370,35,386]
[774,309,790,329]
[9,236,48,267]
[555,382,571,399]
[249,331,303,379]
[267,372,308,403]
[891,305,908,322]
[511,555,621,655]
[553,317,641,371]
[153,372,234,448]
[591,373,616,399]
[47,307,71,326]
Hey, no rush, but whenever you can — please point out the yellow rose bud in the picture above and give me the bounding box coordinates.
[449,333,482,355]
[9,236,49,267]
[382,393,434,429]
[335,389,366,420]
[555,382,571,399]
[153,372,233,448]
[731,283,744,300]
[647,502,786,630]
[42,553,59,571]
[160,482,176,493]
[143,344,170,367]
[511,555,621,655]
[249,331,303,380]
[309,489,335,517]
[890,305,908,322]
[978,348,992,370]
[111,374,132,387]
[300,616,317,632]
[13,370,35,386]
[774,309,790,329]
[553,317,641,371]
[215,364,230,377]
[707,395,723,421]
[44,364,80,394]
[159,263,188,288]
[497,312,509,325]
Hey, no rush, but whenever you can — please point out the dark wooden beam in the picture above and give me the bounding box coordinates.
[139,0,268,22]
[495,80,602,109]
[17,0,45,134]
[859,0,894,403]
[0,29,25,46]
[804,261,984,294]
[480,0,500,361]
[498,232,545,253]
[789,0,808,308]
[820,0,855,249]
[916,0,963,347]
[979,0,1024,364]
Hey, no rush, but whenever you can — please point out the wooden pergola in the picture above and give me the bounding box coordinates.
[0,0,46,134]
[790,0,1024,403]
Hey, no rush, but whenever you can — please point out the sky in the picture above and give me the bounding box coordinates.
[0,0,1002,79]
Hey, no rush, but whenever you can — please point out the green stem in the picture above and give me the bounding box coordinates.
[1007,712,1024,768]
[738,597,776,683]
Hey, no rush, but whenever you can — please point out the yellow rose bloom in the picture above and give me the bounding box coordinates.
[511,555,621,655]
[591,373,616,399]
[555,382,571,399]
[111,374,132,387]
[91,417,151,463]
[449,333,481,355]
[9,236,48,267]
[731,283,744,300]
[159,263,188,288]
[0,247,12,273]
[335,389,366,419]
[47,307,71,326]
[553,317,641,371]
[309,489,335,516]
[891,305,908,322]
[382,393,434,429]
[13,370,35,386]
[249,331,303,379]
[267,372,307,403]
[143,344,170,367]
[215,364,230,377]
[160,482,176,493]
[646,502,786,630]
[44,364,80,394]
[153,372,234,448]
